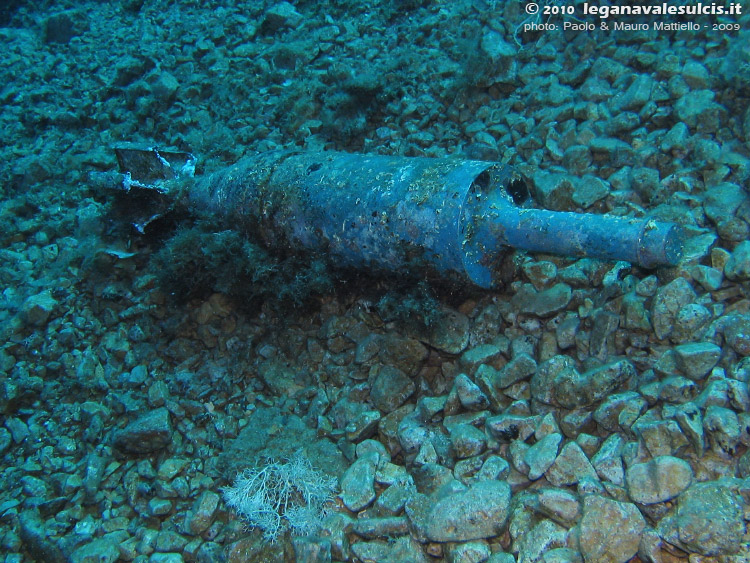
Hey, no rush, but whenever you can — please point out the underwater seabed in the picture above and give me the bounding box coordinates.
[1,0,750,562]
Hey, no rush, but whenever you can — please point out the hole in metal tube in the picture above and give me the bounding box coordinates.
[507,177,529,205]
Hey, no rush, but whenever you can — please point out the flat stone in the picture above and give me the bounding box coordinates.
[511,283,572,318]
[340,454,377,512]
[625,456,693,504]
[537,488,580,524]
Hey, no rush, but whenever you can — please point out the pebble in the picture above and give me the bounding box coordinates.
[545,441,598,487]
[515,519,568,563]
[263,2,304,32]
[447,541,492,563]
[591,434,625,485]
[524,432,562,480]
[667,402,705,455]
[651,277,697,340]
[633,418,689,457]
[703,405,740,455]
[724,314,750,356]
[449,424,487,459]
[452,373,490,411]
[428,308,470,354]
[725,240,750,280]
[351,536,429,563]
[495,353,537,389]
[185,491,220,536]
[69,535,123,563]
[690,264,723,291]
[675,89,723,132]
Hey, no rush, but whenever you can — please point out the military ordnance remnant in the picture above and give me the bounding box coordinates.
[107,147,684,288]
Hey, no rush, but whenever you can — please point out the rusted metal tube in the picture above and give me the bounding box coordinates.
[187,150,683,287]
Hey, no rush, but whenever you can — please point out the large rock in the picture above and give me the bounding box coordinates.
[340,453,378,512]
[370,365,414,413]
[673,342,721,380]
[20,290,58,327]
[625,456,693,504]
[553,359,636,409]
[113,407,173,454]
[658,478,745,556]
[579,495,645,563]
[421,480,511,542]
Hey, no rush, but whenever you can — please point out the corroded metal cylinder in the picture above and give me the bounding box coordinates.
[189,150,683,288]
